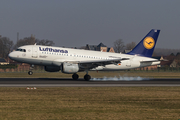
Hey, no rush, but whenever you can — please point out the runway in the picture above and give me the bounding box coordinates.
[0,78,180,87]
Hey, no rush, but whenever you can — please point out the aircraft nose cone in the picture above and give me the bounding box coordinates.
[8,53,12,58]
[8,52,15,60]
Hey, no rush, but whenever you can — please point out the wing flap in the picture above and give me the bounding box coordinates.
[79,58,129,64]
[78,58,129,69]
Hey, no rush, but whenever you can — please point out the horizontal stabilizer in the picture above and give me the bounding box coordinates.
[140,60,159,63]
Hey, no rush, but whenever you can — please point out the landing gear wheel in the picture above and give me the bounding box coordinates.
[28,71,33,75]
[28,64,34,75]
[72,73,79,80]
[84,74,91,81]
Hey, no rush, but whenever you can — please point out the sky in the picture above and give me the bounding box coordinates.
[1,0,180,49]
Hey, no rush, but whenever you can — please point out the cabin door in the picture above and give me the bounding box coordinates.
[32,47,38,58]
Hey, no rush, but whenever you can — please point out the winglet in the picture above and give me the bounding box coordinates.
[127,29,160,57]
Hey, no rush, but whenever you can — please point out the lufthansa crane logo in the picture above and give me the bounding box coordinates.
[143,37,155,49]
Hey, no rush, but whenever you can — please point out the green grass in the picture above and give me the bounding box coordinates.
[1,71,180,78]
[0,87,180,120]
[1,71,180,119]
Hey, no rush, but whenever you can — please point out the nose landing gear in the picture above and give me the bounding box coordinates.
[28,71,33,75]
[28,64,34,75]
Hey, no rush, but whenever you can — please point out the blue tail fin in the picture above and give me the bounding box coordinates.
[127,29,160,57]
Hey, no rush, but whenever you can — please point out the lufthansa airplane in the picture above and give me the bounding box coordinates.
[8,29,160,81]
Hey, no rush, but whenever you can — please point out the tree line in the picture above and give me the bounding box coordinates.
[0,36,54,59]
[1,35,179,60]
[113,39,136,53]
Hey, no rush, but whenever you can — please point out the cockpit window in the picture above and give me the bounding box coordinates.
[16,48,26,52]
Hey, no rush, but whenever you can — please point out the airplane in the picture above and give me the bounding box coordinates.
[8,29,160,81]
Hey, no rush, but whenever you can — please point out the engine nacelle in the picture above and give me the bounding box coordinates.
[62,62,79,74]
[44,66,60,72]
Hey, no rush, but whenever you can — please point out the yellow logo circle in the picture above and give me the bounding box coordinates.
[143,37,155,49]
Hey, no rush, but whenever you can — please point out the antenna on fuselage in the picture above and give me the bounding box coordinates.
[34,43,37,45]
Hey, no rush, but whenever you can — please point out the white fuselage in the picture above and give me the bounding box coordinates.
[9,45,160,71]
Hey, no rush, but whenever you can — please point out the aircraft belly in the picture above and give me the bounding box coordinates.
[14,57,52,65]
[52,60,63,66]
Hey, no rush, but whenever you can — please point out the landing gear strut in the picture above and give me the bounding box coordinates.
[28,64,34,75]
[72,73,79,80]
[83,70,91,81]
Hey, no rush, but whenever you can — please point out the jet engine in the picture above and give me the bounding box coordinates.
[61,62,79,74]
[44,66,60,72]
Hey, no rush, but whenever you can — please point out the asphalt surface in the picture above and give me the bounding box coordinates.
[0,78,180,87]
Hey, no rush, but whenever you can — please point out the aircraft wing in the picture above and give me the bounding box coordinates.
[76,58,129,69]
[53,58,129,69]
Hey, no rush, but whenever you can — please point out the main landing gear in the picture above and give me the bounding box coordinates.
[72,72,91,81]
[28,64,34,75]
[84,74,91,81]
[84,70,91,81]
[72,73,79,80]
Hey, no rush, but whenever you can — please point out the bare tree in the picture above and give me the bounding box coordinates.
[126,42,136,50]
[14,37,55,49]
[113,39,125,53]
[13,37,34,49]
[0,37,14,58]
[35,39,55,46]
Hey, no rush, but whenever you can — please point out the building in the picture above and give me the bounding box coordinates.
[85,43,115,53]
[161,54,178,68]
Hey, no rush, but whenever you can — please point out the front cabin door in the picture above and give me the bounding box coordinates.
[32,47,38,58]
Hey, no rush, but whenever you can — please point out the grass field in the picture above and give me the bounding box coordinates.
[1,71,180,78]
[1,71,180,119]
[1,87,180,120]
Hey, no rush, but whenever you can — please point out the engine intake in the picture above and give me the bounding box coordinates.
[62,62,79,74]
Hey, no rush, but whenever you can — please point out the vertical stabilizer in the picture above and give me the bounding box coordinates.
[127,29,160,57]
